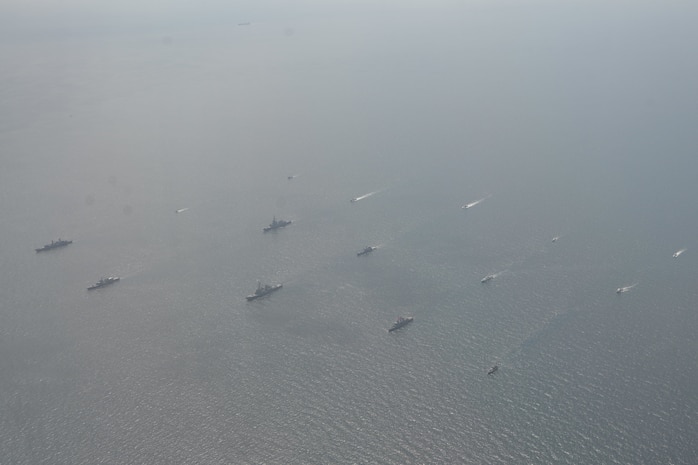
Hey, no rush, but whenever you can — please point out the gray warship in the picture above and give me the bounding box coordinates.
[35,238,72,252]
[357,246,377,256]
[263,217,292,232]
[246,282,283,301]
[88,276,120,290]
[388,316,413,332]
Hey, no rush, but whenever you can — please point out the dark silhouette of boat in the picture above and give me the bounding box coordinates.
[88,276,120,290]
[263,216,292,232]
[488,365,499,375]
[246,282,283,301]
[357,246,377,256]
[388,316,413,332]
[481,274,495,283]
[35,238,72,252]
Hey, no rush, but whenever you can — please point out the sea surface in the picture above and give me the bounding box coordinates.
[1,4,698,464]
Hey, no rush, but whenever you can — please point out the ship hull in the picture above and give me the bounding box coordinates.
[263,222,292,232]
[246,284,282,300]
[388,317,413,332]
[35,240,73,252]
[87,278,120,290]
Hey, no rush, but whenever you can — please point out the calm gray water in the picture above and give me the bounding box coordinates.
[2,4,697,464]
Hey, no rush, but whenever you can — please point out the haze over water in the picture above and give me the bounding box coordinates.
[2,2,698,464]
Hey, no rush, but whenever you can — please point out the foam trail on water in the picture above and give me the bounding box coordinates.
[461,194,491,209]
[480,270,506,283]
[350,188,386,203]
[616,283,638,294]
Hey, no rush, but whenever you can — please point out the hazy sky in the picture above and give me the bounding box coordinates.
[0,0,466,38]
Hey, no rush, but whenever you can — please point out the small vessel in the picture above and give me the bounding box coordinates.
[88,276,120,290]
[350,198,358,203]
[357,246,377,256]
[246,282,283,301]
[673,248,687,258]
[481,274,495,283]
[263,216,292,232]
[488,365,499,375]
[388,316,413,332]
[462,195,490,210]
[552,236,560,243]
[616,284,635,294]
[35,238,72,252]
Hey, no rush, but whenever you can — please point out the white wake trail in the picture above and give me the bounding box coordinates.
[462,194,492,209]
[673,248,687,258]
[616,283,638,294]
[350,187,387,203]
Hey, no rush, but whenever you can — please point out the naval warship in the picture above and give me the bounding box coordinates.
[35,238,72,252]
[357,246,377,256]
[246,282,283,301]
[388,316,413,332]
[263,217,292,232]
[88,277,120,290]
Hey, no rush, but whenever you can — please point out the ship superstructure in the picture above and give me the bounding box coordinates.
[246,282,283,301]
[88,276,120,290]
[263,217,292,232]
[35,238,72,252]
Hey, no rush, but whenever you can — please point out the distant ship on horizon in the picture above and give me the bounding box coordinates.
[388,316,413,332]
[35,238,72,252]
[357,246,377,256]
[263,216,292,232]
[246,282,283,301]
[88,276,120,290]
